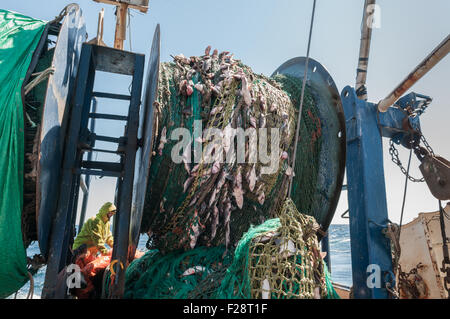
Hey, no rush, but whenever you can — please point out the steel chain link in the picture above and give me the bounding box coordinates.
[388,139,425,183]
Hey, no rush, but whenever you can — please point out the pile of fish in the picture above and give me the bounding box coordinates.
[145,47,300,253]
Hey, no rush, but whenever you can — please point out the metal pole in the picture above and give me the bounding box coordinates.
[321,233,331,271]
[77,97,97,233]
[378,34,450,112]
[355,0,376,101]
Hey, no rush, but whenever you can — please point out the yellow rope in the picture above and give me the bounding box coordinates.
[248,198,327,298]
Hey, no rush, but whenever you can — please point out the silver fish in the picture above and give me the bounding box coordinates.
[212,160,221,174]
[210,105,223,115]
[241,76,252,106]
[157,126,167,155]
[259,114,266,128]
[259,94,266,112]
[205,45,212,56]
[233,166,244,209]
[202,59,212,72]
[194,83,204,94]
[223,198,232,248]
[249,116,257,128]
[270,102,278,113]
[183,175,194,193]
[246,164,257,192]
[210,205,219,240]
[285,166,295,177]
[258,191,265,205]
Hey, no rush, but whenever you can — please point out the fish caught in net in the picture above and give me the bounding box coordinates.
[142,47,322,254]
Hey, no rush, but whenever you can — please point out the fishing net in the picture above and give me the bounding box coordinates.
[217,198,327,299]
[107,198,338,299]
[142,49,322,254]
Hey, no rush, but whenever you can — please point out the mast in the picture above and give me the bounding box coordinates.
[355,0,377,101]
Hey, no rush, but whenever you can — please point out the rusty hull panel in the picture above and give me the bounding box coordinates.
[398,207,450,299]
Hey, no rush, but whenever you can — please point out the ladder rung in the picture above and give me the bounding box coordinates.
[77,169,122,178]
[95,135,120,143]
[92,91,131,100]
[81,161,122,172]
[89,113,128,121]
[91,148,121,154]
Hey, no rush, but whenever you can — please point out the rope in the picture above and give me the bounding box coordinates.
[24,67,55,96]
[12,272,34,299]
[127,8,132,52]
[109,204,337,299]
[49,3,77,25]
[398,147,413,236]
[288,0,317,197]
[392,145,413,296]
[26,272,34,299]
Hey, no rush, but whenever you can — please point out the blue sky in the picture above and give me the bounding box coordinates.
[4,0,450,225]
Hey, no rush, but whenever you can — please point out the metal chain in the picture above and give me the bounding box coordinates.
[389,139,425,183]
[386,281,400,299]
[420,134,435,157]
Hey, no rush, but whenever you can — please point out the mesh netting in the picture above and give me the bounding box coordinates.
[110,199,338,299]
[216,198,327,299]
[142,51,322,254]
[272,74,322,215]
[121,246,233,299]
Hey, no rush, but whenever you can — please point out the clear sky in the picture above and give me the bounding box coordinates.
[3,0,450,225]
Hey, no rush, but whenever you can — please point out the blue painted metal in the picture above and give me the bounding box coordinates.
[321,233,331,271]
[37,4,85,257]
[341,86,425,298]
[130,24,160,256]
[42,43,145,299]
[78,98,97,234]
[92,91,131,100]
[42,44,95,299]
[109,52,145,299]
[88,113,128,121]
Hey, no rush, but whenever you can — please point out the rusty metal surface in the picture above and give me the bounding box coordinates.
[420,154,450,200]
[399,209,450,299]
[355,0,376,100]
[37,4,86,257]
[93,45,137,75]
[378,34,450,112]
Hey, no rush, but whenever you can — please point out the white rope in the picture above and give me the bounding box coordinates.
[288,0,318,197]
[24,67,55,96]
[49,3,77,25]
[26,272,34,299]
[127,8,132,52]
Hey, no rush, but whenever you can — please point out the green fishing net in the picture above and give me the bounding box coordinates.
[142,53,322,254]
[107,199,338,299]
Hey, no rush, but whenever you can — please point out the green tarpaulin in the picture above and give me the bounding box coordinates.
[0,9,46,298]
